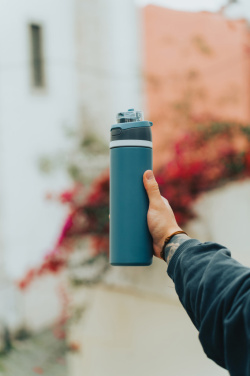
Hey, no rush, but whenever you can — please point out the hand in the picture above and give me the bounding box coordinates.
[143,170,182,258]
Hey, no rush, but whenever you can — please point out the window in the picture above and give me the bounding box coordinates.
[29,24,45,88]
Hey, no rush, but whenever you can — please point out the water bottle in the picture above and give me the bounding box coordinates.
[109,109,154,266]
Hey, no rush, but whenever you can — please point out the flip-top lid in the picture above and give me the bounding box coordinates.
[111,109,153,131]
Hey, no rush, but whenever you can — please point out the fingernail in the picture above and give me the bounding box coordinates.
[146,170,154,180]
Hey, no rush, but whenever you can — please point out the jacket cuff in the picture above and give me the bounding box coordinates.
[167,239,201,280]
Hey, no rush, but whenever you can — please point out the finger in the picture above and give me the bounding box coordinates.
[162,196,169,206]
[143,170,161,204]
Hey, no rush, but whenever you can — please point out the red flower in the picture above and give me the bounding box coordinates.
[68,342,81,352]
[59,190,74,203]
[33,367,44,374]
[18,269,36,290]
[245,151,250,172]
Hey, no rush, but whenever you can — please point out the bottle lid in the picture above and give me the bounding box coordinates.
[116,109,144,123]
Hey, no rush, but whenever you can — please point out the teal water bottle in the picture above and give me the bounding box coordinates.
[109,109,154,266]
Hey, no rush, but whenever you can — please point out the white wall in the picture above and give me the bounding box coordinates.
[69,286,227,376]
[0,0,78,279]
[76,0,143,142]
[0,0,143,332]
[186,179,250,267]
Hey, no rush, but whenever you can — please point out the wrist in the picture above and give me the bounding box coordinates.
[158,227,182,250]
[160,230,188,260]
[160,228,185,252]
[161,233,190,264]
[165,226,183,239]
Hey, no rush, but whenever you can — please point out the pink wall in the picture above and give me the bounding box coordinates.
[142,5,250,170]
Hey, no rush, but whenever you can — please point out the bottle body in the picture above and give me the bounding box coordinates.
[109,110,154,266]
[110,141,153,266]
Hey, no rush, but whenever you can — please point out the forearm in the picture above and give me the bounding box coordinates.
[165,238,250,374]
[162,233,191,264]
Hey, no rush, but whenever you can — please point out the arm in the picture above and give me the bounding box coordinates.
[143,170,250,375]
[165,236,250,375]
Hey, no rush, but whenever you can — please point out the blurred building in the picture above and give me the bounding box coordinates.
[0,0,80,331]
[75,0,142,141]
[142,5,250,169]
[0,0,142,331]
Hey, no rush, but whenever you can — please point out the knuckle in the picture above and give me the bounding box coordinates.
[162,196,169,205]
[150,181,159,191]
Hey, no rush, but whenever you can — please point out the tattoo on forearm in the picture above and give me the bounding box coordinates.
[164,234,190,264]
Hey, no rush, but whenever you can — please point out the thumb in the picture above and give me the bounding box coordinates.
[143,170,161,204]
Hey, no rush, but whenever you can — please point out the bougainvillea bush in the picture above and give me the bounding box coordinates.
[19,121,250,288]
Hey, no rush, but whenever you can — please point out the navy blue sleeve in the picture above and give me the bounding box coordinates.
[167,239,250,375]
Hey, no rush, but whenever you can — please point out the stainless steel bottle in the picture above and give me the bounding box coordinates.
[109,109,154,266]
